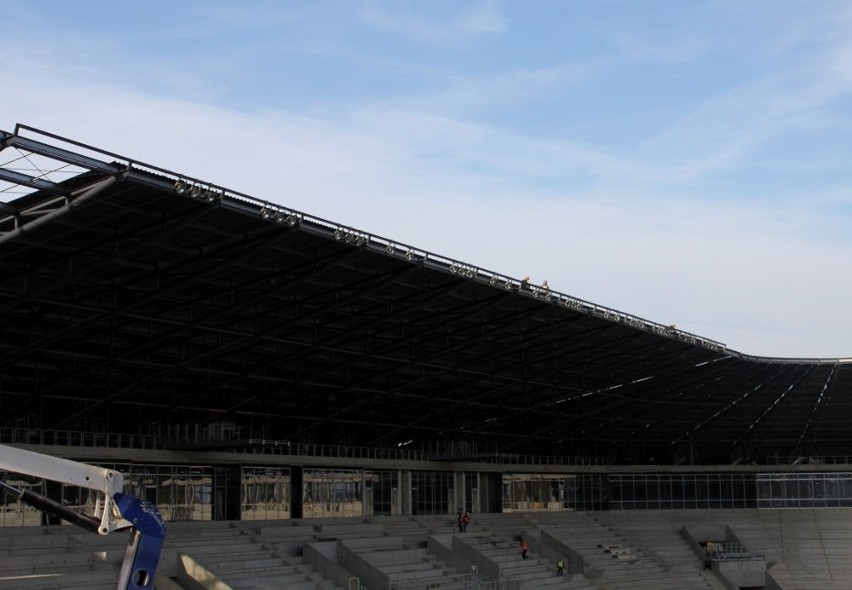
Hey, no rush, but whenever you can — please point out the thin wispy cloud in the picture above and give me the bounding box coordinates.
[191,3,298,29]
[636,61,852,185]
[609,27,708,63]
[361,1,508,45]
[393,61,600,117]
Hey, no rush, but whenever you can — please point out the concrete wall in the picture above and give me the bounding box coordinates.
[336,539,388,590]
[715,559,766,589]
[537,529,585,575]
[304,541,361,589]
[452,534,501,581]
[428,534,475,576]
[175,553,232,590]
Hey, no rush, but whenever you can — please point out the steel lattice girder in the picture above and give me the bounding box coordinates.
[1,126,850,465]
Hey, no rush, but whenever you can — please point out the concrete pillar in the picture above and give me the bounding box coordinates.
[362,469,370,517]
[453,470,466,513]
[400,469,412,516]
[471,472,481,513]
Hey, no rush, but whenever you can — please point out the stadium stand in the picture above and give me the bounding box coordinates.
[3,124,852,588]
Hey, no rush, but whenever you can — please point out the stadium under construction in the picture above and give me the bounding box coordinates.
[2,124,852,590]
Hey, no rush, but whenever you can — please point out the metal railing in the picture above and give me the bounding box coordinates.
[705,541,763,561]
[0,427,162,450]
[7,426,852,469]
[0,427,608,466]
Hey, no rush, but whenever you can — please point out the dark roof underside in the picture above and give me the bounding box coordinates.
[2,138,852,465]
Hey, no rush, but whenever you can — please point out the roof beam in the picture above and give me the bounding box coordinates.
[0,169,62,193]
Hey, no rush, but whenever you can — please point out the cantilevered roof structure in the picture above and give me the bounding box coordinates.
[1,124,851,465]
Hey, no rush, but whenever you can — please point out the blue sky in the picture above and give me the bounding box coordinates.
[2,0,852,358]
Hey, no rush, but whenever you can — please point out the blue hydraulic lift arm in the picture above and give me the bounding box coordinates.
[0,444,165,590]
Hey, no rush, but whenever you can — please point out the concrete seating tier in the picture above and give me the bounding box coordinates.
[0,526,124,589]
[593,511,727,590]
[468,513,596,589]
[526,512,716,590]
[377,517,432,545]
[343,536,454,585]
[659,508,852,589]
[765,509,852,588]
[731,510,783,563]
[166,520,344,590]
[412,514,462,535]
[595,511,703,567]
[607,508,852,590]
[769,563,852,590]
[242,521,319,557]
[8,509,852,589]
[312,522,385,540]
[0,570,118,590]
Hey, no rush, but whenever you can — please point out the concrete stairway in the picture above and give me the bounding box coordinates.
[803,510,852,580]
[457,514,595,589]
[762,509,852,589]
[658,508,852,590]
[593,510,727,590]
[166,520,343,590]
[341,535,456,588]
[528,512,714,590]
[725,508,784,563]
